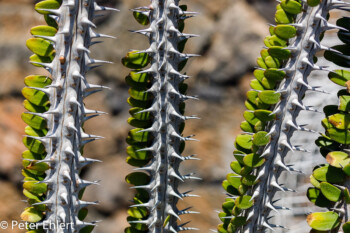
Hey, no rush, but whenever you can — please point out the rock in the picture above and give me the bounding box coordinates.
[192,0,268,84]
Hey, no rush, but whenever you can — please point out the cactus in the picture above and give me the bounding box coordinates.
[121,1,199,232]
[217,0,350,232]
[307,16,350,232]
[20,0,116,232]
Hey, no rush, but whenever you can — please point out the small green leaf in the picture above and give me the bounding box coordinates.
[24,75,52,88]
[226,173,241,189]
[320,182,342,202]
[126,146,151,161]
[241,174,257,186]
[310,175,321,189]
[30,25,57,36]
[264,68,286,81]
[274,25,296,39]
[257,57,267,69]
[343,164,350,176]
[254,109,275,122]
[313,165,345,184]
[339,95,350,112]
[343,222,350,233]
[280,0,302,14]
[125,72,150,90]
[275,9,294,24]
[307,212,340,231]
[29,54,53,67]
[258,91,280,105]
[328,70,350,87]
[326,151,350,168]
[307,188,332,208]
[243,153,265,168]
[264,56,280,69]
[26,38,54,57]
[230,161,242,174]
[21,207,43,223]
[252,131,270,146]
[125,172,150,186]
[268,46,291,60]
[243,111,259,126]
[22,87,49,106]
[129,88,151,101]
[235,134,253,150]
[235,195,253,209]
[126,156,149,167]
[122,51,150,69]
[22,113,46,130]
[23,181,47,195]
[250,79,264,91]
[133,11,149,25]
[35,0,61,14]
[253,70,265,82]
[328,113,350,130]
[128,207,148,219]
[127,128,150,144]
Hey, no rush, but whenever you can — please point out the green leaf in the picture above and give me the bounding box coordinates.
[125,72,150,90]
[246,91,258,103]
[23,181,47,195]
[258,91,280,105]
[254,109,275,122]
[307,212,340,231]
[233,151,246,165]
[243,153,265,168]
[35,0,61,14]
[226,173,241,189]
[122,51,150,69]
[243,111,259,126]
[241,174,257,186]
[230,161,242,174]
[253,70,265,82]
[274,25,296,39]
[22,113,46,130]
[339,95,350,112]
[222,200,235,214]
[235,195,253,209]
[307,188,332,208]
[280,0,302,14]
[26,38,54,57]
[275,9,294,24]
[264,56,280,69]
[235,134,253,150]
[129,88,151,101]
[343,164,350,176]
[128,207,148,219]
[133,11,149,25]
[126,156,149,167]
[22,87,49,106]
[268,46,291,60]
[127,217,147,231]
[125,172,150,186]
[257,57,267,69]
[30,25,57,36]
[320,182,342,202]
[24,75,52,88]
[313,165,345,184]
[264,68,286,82]
[343,222,350,233]
[222,180,240,196]
[127,128,150,144]
[328,70,350,87]
[21,207,43,223]
[29,54,53,67]
[252,131,270,146]
[126,146,151,161]
[326,151,350,168]
[310,175,321,189]
[44,14,58,29]
[250,79,264,91]
[328,113,350,130]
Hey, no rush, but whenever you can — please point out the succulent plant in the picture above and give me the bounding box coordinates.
[217,0,350,232]
[121,1,199,232]
[307,16,350,232]
[20,0,116,232]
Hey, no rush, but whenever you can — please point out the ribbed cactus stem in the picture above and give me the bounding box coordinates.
[244,1,333,232]
[125,0,199,232]
[22,0,115,232]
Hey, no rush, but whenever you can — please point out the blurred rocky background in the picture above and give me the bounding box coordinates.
[0,0,327,232]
